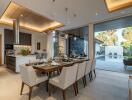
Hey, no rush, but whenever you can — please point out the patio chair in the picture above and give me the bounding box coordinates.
[114,53,118,59]
[109,52,112,58]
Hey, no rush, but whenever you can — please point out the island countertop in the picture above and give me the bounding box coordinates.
[6,55,37,73]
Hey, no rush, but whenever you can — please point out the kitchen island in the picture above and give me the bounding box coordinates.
[6,55,36,73]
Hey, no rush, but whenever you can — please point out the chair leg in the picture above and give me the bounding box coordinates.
[62,90,66,100]
[84,76,87,86]
[75,82,79,94]
[94,69,96,77]
[46,80,48,92]
[89,73,91,81]
[48,84,51,96]
[90,71,93,81]
[82,77,85,87]
[20,82,24,95]
[73,83,77,96]
[29,86,33,100]
[57,69,61,75]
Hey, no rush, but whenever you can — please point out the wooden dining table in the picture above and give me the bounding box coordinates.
[33,58,89,78]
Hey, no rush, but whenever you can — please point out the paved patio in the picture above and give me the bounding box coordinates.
[96,56,132,73]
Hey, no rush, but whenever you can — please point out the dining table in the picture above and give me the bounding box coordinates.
[33,58,89,79]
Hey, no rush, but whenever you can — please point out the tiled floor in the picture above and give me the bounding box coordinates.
[0,66,129,100]
[96,58,132,73]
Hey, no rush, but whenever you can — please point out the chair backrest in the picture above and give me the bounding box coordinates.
[85,61,91,75]
[91,59,96,70]
[20,65,37,86]
[77,61,87,80]
[59,64,78,89]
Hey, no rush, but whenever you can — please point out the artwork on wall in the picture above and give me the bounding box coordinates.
[37,42,40,50]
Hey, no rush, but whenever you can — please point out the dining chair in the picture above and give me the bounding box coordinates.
[76,61,87,93]
[19,65,48,100]
[90,59,96,80]
[84,60,92,85]
[48,64,78,100]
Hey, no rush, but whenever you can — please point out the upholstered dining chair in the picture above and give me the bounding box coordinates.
[76,61,87,93]
[48,64,78,100]
[84,60,92,85]
[19,65,48,100]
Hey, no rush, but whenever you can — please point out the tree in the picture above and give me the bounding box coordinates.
[96,32,108,45]
[122,27,132,56]
[122,27,132,44]
[95,29,117,46]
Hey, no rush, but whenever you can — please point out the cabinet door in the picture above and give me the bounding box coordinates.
[20,33,31,45]
[4,29,14,44]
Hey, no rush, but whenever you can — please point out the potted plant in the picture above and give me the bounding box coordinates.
[20,48,30,56]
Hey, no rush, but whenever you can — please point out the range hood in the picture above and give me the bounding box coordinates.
[13,19,20,44]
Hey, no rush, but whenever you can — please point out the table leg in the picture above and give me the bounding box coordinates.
[46,72,51,92]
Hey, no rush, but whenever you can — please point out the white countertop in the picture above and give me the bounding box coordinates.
[7,54,36,58]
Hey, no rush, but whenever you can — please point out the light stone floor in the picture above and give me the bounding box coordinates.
[0,66,129,100]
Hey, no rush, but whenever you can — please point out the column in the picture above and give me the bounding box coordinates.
[88,23,94,60]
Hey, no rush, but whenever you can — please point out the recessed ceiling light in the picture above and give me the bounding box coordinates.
[52,0,55,2]
[96,13,98,16]
[73,14,77,18]
[52,30,56,34]
[74,37,77,41]
[65,7,68,12]
[20,14,23,17]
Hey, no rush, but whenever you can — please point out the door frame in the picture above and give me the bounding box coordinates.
[0,35,2,65]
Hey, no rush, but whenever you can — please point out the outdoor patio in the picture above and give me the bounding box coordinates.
[96,56,132,73]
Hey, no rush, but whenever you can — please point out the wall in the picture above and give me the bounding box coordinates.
[31,33,47,53]
[105,46,123,56]
[0,29,4,64]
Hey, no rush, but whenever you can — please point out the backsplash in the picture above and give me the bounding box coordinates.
[14,45,32,55]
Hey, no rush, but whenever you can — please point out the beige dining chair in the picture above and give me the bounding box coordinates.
[20,65,48,100]
[84,60,92,85]
[76,61,87,93]
[48,64,78,100]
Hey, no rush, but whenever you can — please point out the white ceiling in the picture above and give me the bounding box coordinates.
[0,0,132,31]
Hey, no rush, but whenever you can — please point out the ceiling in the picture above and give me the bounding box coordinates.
[0,0,132,32]
[105,0,132,12]
[0,2,63,32]
[94,15,132,32]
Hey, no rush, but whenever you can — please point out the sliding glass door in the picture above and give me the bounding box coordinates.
[94,15,132,73]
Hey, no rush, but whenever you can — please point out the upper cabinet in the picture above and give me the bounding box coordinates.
[19,33,31,45]
[4,29,14,45]
[4,29,32,45]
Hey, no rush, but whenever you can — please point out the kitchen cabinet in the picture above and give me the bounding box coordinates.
[6,55,36,72]
[4,29,14,45]
[4,29,32,45]
[6,56,16,72]
[19,33,31,45]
